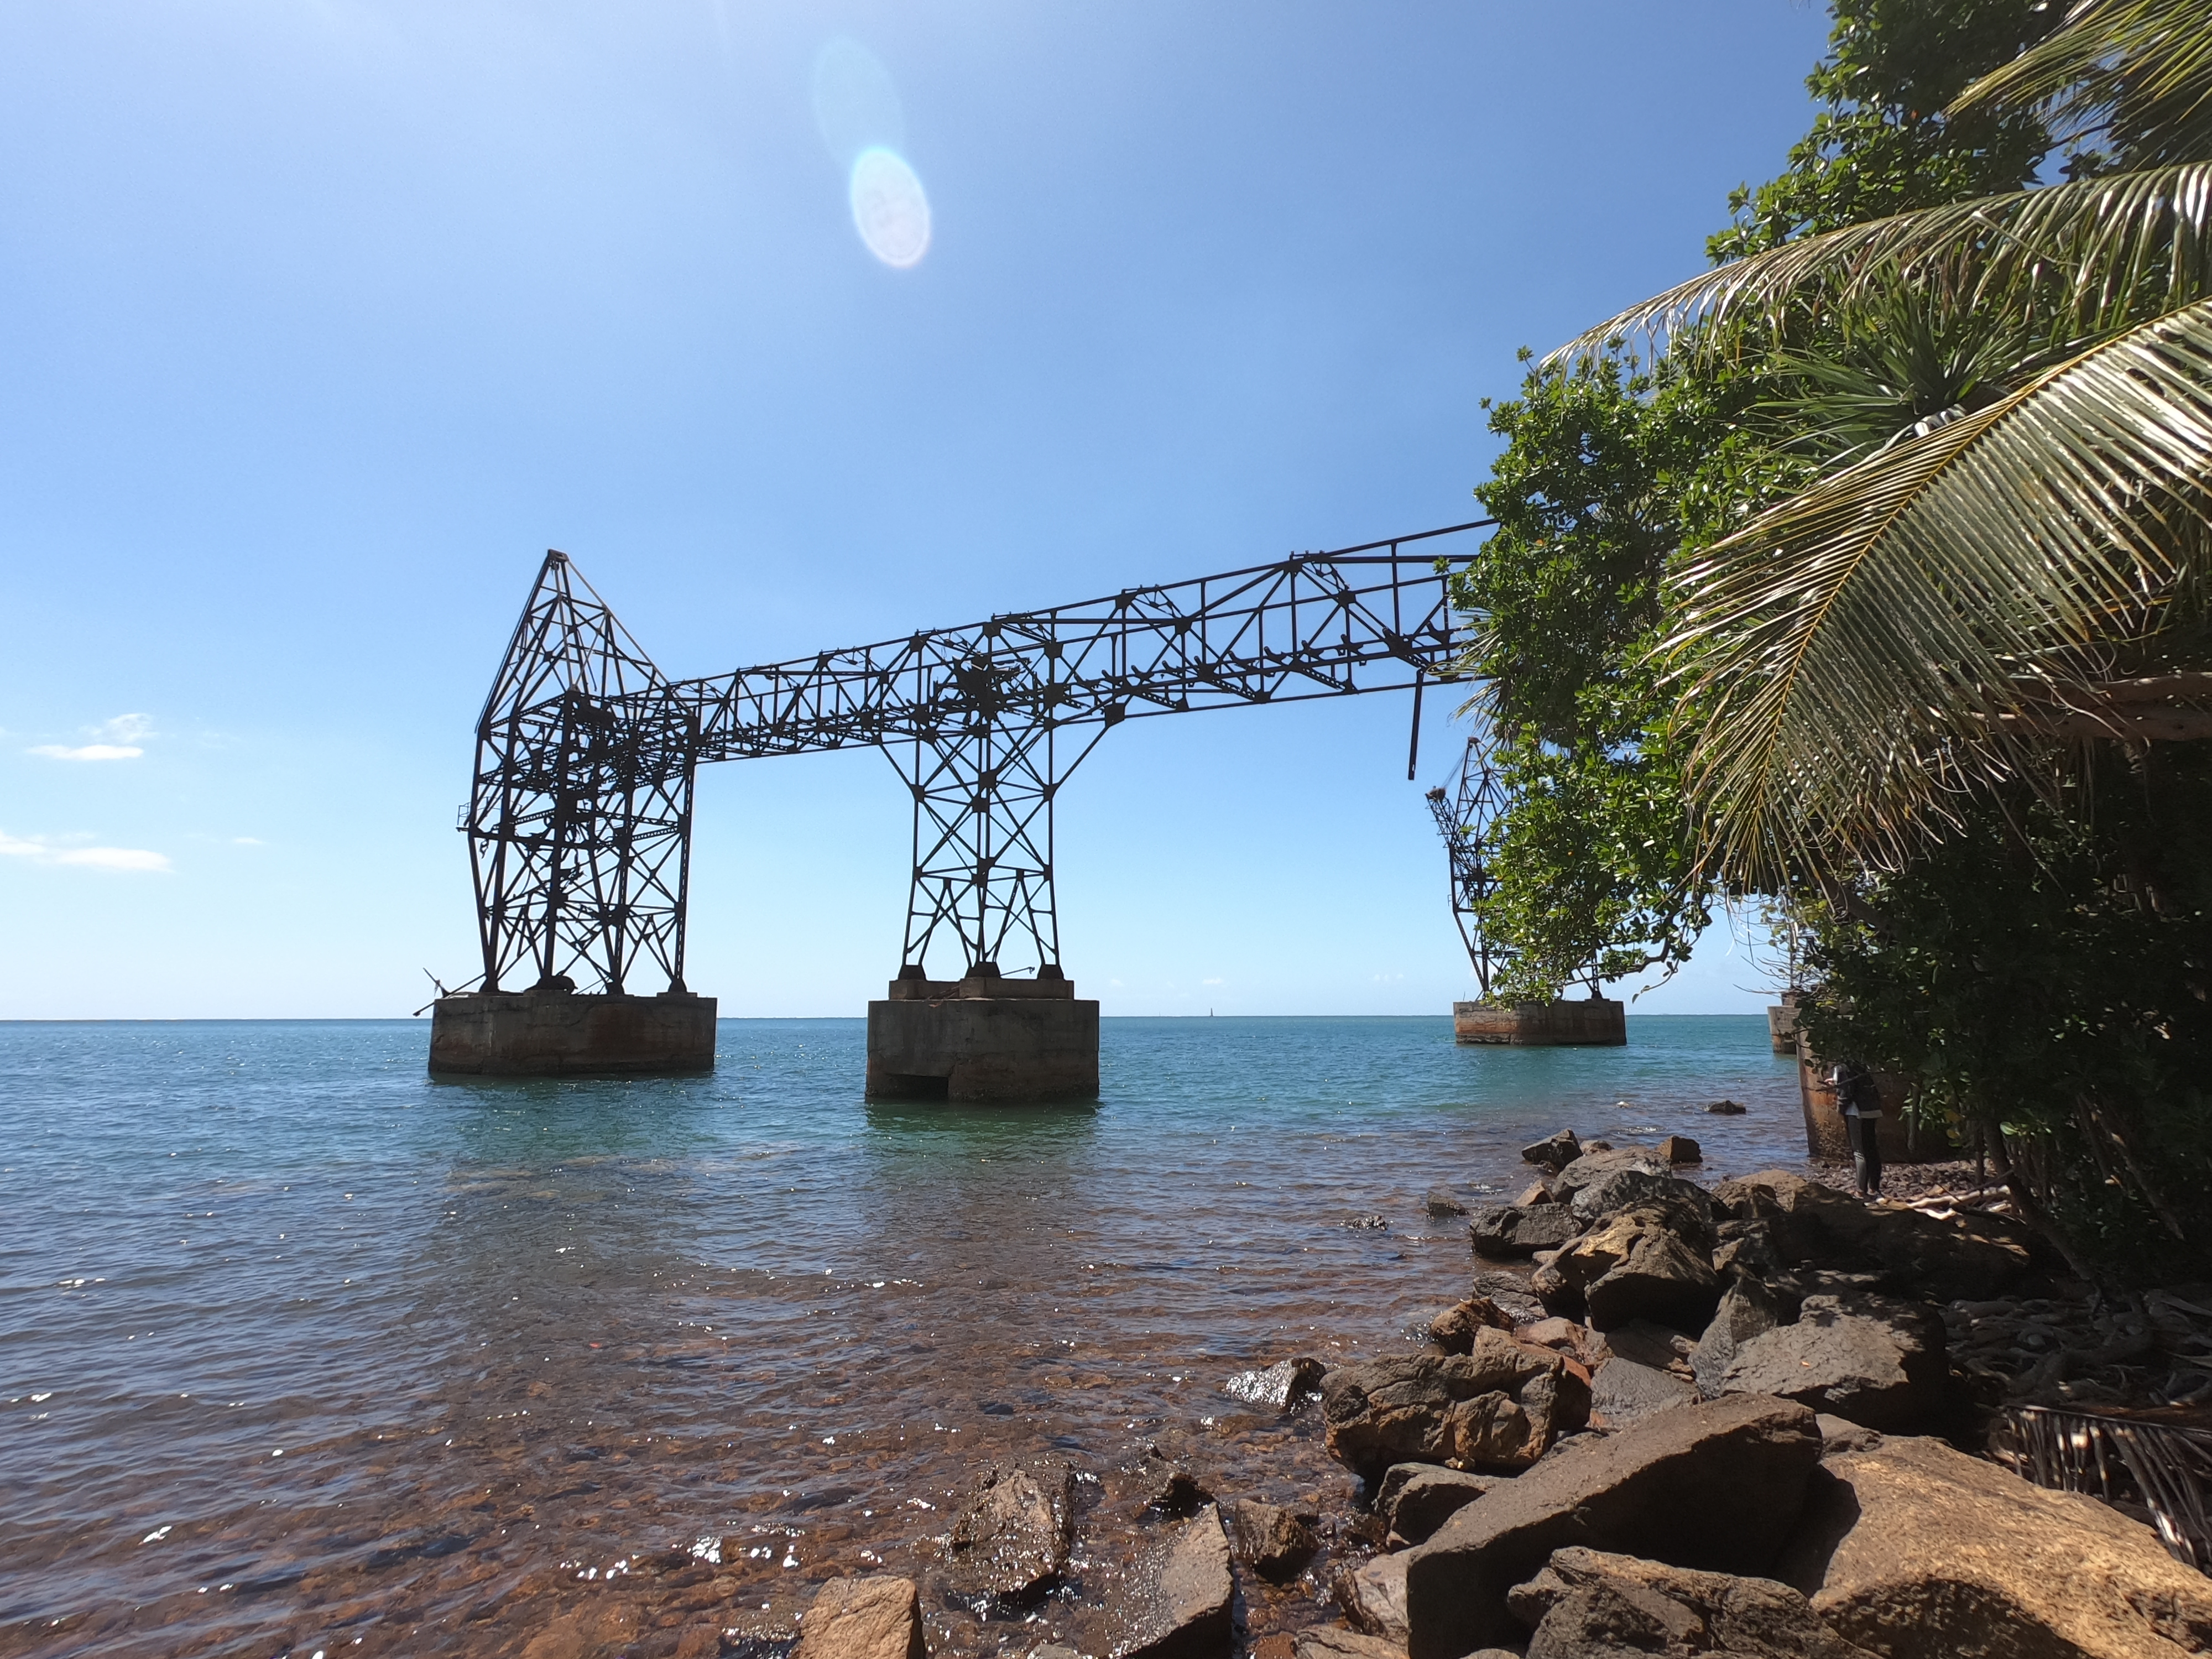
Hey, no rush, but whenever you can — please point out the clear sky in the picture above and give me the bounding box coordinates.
[0,1,1830,1020]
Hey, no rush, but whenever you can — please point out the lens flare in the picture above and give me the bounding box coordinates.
[849,147,931,269]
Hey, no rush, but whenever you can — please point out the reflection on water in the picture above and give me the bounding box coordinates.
[0,1016,1801,1657]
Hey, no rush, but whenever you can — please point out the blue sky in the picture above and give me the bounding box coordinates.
[0,1,1830,1019]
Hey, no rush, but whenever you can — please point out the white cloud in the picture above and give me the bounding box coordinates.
[0,831,170,872]
[30,743,144,761]
[96,713,155,743]
[231,836,264,846]
[55,847,171,872]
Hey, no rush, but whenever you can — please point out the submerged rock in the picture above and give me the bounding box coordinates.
[1705,1099,1747,1115]
[1425,1187,1469,1217]
[1110,1506,1235,1659]
[795,1575,927,1659]
[945,1461,1074,1599]
[1222,1356,1326,1411]
[1224,1498,1318,1581]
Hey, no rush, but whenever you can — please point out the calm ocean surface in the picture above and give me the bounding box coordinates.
[0,1015,1806,1658]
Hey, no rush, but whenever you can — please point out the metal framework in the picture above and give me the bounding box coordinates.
[1426,731,1511,1000]
[461,521,1489,992]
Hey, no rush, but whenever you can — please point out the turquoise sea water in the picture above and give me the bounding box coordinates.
[0,1015,1803,1658]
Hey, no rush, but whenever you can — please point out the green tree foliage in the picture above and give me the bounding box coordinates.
[1799,749,2212,1280]
[1709,0,2063,263]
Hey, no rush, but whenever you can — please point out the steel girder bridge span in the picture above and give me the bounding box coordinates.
[427,520,1488,1091]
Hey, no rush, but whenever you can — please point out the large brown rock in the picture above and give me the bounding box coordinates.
[1376,1464,1498,1546]
[1321,1332,1590,1481]
[1292,1630,1408,1659]
[1110,1506,1235,1659]
[1568,1170,1717,1245]
[1691,1279,1788,1400]
[1550,1145,1670,1203]
[944,1462,1074,1599]
[1717,1295,1946,1433]
[1224,1498,1318,1582]
[795,1576,927,1659]
[1777,1434,2212,1658]
[1401,1393,1823,1657]
[1508,1548,1874,1657]
[1710,1171,2029,1302]
[1546,1209,1721,1333]
[1337,1551,1411,1645]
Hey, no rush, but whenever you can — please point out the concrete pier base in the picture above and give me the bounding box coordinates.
[1453,998,1626,1046]
[865,972,1099,1102]
[428,987,717,1076]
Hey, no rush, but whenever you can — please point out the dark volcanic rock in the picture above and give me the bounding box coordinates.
[1691,1280,1788,1400]
[1378,1464,1498,1546]
[1705,1099,1747,1115]
[1509,1548,1875,1657]
[1471,1271,1548,1324]
[1656,1134,1702,1166]
[1426,1296,1515,1354]
[1400,1393,1824,1657]
[1321,1332,1591,1481]
[1716,1295,1946,1433]
[945,1462,1074,1599]
[1222,1356,1326,1411]
[1470,1203,1583,1261]
[1224,1498,1318,1582]
[1546,1210,1721,1333]
[1522,1130,1583,1173]
[1709,1170,2028,1302]
[1568,1171,1717,1246]
[1589,1357,1696,1427]
[1145,1465,1214,1517]
[1425,1187,1469,1217]
[1550,1146,1669,1204]
[1110,1506,1235,1659]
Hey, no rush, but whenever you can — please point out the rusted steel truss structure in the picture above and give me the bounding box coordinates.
[462,521,1488,994]
[1426,732,1511,1001]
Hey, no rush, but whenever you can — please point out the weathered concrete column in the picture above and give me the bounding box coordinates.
[429,986,717,1076]
[865,971,1099,1102]
[1452,998,1626,1046]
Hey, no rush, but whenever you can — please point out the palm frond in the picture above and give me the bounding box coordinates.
[1547,163,2212,371]
[1953,0,2212,169]
[1667,298,2212,884]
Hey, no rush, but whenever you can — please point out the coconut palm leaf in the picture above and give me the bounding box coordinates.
[1667,298,2212,883]
[1547,163,2212,371]
[1953,0,2212,170]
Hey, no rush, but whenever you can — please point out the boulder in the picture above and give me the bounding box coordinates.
[1691,1280,1788,1400]
[1337,1551,1410,1645]
[1471,1271,1549,1325]
[1292,1631,1407,1659]
[1717,1295,1945,1433]
[1602,1319,1698,1376]
[1508,1548,1874,1657]
[1706,1099,1747,1115]
[1109,1506,1235,1659]
[1425,1187,1469,1217]
[1546,1210,1721,1333]
[1515,1316,1606,1370]
[1321,1333,1591,1481]
[1521,1130,1582,1173]
[1568,1171,1716,1244]
[1589,1357,1695,1427]
[1426,1297,1515,1355]
[1401,1394,1824,1657]
[1377,1464,1498,1546]
[1778,1433,2212,1658]
[944,1462,1074,1599]
[795,1576,927,1659]
[1224,1498,1318,1582]
[1550,1146,1668,1203]
[1515,1180,1556,1208]
[1469,1203,1583,1261]
[1222,1356,1326,1411]
[1710,1170,2028,1302]
[1656,1134,1702,1166]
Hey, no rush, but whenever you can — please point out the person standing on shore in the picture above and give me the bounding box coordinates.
[1829,1058,1884,1197]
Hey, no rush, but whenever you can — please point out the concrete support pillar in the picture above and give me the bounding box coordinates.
[428,987,717,1076]
[1452,998,1626,1046]
[865,973,1099,1102]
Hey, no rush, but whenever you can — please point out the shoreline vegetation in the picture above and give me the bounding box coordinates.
[522,1133,2212,1659]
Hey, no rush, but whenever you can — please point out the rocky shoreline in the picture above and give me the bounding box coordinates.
[757,1131,2212,1659]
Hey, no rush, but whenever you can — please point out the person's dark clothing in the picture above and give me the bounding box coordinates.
[1829,1059,1885,1197]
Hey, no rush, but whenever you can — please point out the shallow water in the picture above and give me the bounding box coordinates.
[0,1015,1804,1658]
